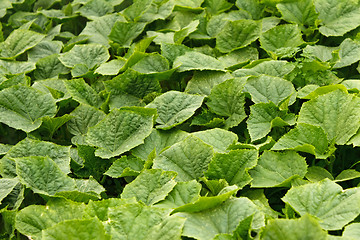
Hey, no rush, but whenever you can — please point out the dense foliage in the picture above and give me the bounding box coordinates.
[1,0,360,239]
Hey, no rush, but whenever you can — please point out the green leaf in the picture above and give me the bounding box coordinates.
[138,0,175,23]
[155,180,202,209]
[206,78,247,129]
[77,0,113,20]
[15,198,88,239]
[302,45,337,62]
[282,179,360,230]
[204,0,233,15]
[106,202,185,240]
[235,0,265,20]
[105,155,144,178]
[335,169,360,182]
[132,128,189,160]
[104,69,161,104]
[277,0,318,26]
[216,20,261,53]
[33,54,69,80]
[333,38,360,69]
[249,151,307,188]
[122,0,152,21]
[174,20,200,44]
[244,75,295,105]
[5,138,71,174]
[160,42,192,65]
[42,218,110,240]
[0,85,57,132]
[121,169,176,205]
[153,135,214,181]
[0,60,36,75]
[67,104,106,144]
[218,47,259,70]
[233,60,295,78]
[172,185,239,213]
[185,71,233,96]
[15,156,76,196]
[28,40,63,62]
[262,214,328,240]
[247,102,296,141]
[131,53,170,74]
[173,51,226,72]
[0,178,19,204]
[58,44,110,69]
[205,149,258,188]
[95,59,126,75]
[86,107,155,158]
[80,14,125,47]
[315,0,360,36]
[305,166,334,182]
[176,197,264,240]
[64,78,103,108]
[146,91,204,130]
[260,24,304,58]
[109,21,147,48]
[298,90,360,145]
[0,29,45,59]
[271,123,330,158]
[39,114,73,138]
[343,223,360,239]
[192,128,238,153]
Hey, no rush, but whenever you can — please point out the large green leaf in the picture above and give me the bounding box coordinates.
[106,202,185,240]
[173,52,226,72]
[5,138,71,174]
[15,156,76,196]
[249,151,307,188]
[192,128,238,153]
[109,21,147,48]
[315,0,360,36]
[155,180,202,209]
[282,179,360,230]
[247,102,296,141]
[176,198,264,240]
[0,29,45,59]
[67,104,106,144]
[146,91,204,130]
[77,0,113,20]
[42,218,110,240]
[216,20,261,53]
[15,198,88,239]
[262,214,328,240]
[0,178,19,204]
[0,85,57,132]
[33,54,69,80]
[64,78,103,108]
[298,90,360,145]
[260,24,304,58]
[235,0,265,20]
[86,107,155,158]
[277,0,318,26]
[132,128,189,160]
[80,14,124,47]
[58,44,110,69]
[244,75,295,105]
[153,136,214,181]
[233,60,295,78]
[206,78,247,129]
[205,149,258,188]
[104,155,144,178]
[185,71,233,96]
[333,38,360,69]
[121,169,176,205]
[271,123,331,158]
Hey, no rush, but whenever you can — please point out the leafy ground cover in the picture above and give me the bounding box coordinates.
[2,0,360,239]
